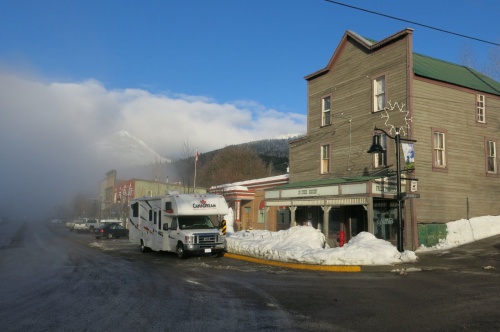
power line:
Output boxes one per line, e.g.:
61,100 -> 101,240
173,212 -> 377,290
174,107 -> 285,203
324,0 -> 500,47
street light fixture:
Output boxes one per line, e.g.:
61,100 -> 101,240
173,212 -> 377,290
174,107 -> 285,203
367,126 -> 416,252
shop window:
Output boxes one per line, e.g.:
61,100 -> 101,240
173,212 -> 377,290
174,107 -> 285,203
373,200 -> 399,241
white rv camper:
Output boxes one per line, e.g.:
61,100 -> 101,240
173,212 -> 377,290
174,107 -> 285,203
128,193 -> 229,258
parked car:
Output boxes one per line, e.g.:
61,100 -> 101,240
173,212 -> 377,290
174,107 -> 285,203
73,218 -> 99,233
100,219 -> 122,224
94,223 -> 129,239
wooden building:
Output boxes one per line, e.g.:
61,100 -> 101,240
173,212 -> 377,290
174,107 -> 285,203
265,29 -> 500,249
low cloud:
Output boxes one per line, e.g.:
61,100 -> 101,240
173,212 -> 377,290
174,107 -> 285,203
0,73 -> 305,219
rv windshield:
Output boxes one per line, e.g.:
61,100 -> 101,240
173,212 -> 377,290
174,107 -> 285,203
178,216 -> 215,230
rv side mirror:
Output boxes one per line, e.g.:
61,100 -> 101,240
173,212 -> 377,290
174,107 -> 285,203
163,224 -> 169,231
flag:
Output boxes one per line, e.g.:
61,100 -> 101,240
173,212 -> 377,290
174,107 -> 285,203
195,148 -> 198,165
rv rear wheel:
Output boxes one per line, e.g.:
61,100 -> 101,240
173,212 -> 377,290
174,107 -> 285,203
176,243 -> 186,259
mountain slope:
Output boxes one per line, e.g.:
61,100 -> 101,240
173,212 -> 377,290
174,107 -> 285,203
93,130 -> 170,167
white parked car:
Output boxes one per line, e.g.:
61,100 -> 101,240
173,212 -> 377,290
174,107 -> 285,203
72,218 -> 99,233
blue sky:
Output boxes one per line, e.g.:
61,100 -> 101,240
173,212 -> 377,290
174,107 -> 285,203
1,0 -> 498,117
0,0 -> 498,217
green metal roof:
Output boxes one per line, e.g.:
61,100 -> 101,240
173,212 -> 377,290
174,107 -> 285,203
268,175 -> 381,190
413,53 -> 500,96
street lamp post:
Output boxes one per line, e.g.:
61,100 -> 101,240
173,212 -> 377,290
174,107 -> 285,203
367,127 -> 416,252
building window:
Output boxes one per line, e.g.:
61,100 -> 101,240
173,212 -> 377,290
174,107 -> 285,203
374,133 -> 387,168
477,94 -> 485,123
486,138 -> 497,174
277,209 -> 290,224
373,76 -> 386,112
432,129 -> 447,170
321,145 -> 330,174
258,210 -> 265,224
322,95 -> 331,126
373,200 -> 398,241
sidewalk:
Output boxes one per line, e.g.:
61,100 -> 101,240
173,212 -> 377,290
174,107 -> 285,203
225,234 -> 500,273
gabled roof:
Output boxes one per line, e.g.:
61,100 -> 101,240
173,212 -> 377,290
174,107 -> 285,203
305,29 -> 413,81
413,53 -> 500,96
306,29 -> 500,96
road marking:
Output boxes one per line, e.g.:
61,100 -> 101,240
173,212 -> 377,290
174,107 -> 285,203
224,253 -> 361,272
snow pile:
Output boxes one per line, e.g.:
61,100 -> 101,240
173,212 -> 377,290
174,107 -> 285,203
226,215 -> 500,266
227,226 -> 417,266
417,215 -> 500,251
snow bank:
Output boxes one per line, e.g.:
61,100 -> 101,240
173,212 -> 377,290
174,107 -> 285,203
227,226 -> 417,266
417,215 -> 500,251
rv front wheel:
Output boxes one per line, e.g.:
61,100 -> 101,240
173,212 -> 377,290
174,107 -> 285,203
140,240 -> 149,253
176,243 -> 186,259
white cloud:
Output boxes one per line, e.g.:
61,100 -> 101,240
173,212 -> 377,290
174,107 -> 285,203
0,73 -> 306,219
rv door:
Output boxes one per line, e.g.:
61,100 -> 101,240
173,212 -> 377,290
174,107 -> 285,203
166,217 -> 179,252
152,209 -> 162,250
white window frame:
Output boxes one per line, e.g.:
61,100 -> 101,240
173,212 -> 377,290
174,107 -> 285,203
322,95 -> 331,126
373,133 -> 387,168
373,76 -> 386,112
321,145 -> 330,174
486,139 -> 497,174
477,94 -> 485,123
433,130 -> 447,169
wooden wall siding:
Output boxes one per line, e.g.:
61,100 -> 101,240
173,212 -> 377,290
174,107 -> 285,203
291,35 -> 410,183
412,79 -> 500,223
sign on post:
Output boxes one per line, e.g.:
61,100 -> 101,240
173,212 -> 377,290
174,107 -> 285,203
400,193 -> 420,200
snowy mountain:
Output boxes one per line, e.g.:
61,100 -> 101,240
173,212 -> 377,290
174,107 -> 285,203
93,130 -> 170,167
274,133 -> 304,140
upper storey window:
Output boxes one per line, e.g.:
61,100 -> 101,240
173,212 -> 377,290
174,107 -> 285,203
373,76 -> 386,112
477,94 -> 485,123
486,139 -> 497,174
322,95 -> 331,126
432,129 -> 447,171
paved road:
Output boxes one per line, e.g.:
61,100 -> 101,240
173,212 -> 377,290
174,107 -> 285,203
1,220 -> 499,331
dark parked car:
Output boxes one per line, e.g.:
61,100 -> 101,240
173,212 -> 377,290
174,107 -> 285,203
94,223 -> 129,239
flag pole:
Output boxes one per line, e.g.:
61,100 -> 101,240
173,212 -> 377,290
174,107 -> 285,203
193,147 -> 198,193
